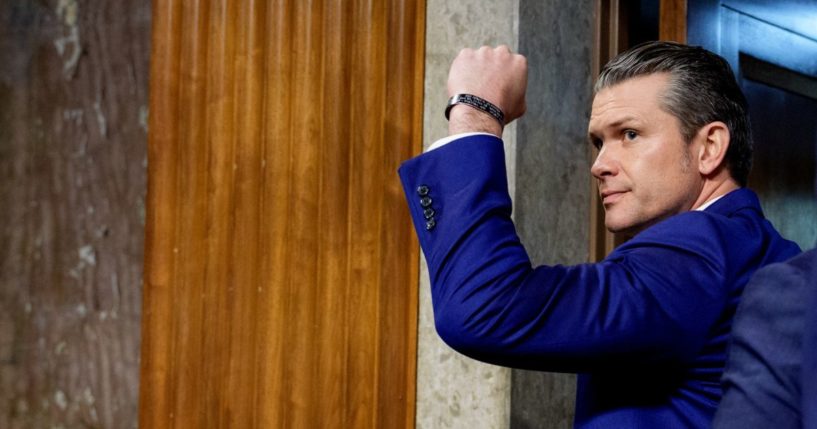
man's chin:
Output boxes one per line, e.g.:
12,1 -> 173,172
605,220 -> 644,238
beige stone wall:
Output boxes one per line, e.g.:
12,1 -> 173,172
416,1 -> 519,428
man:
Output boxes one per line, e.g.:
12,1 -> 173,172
714,247 -> 817,428
398,41 -> 801,428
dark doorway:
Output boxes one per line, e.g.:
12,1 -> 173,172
690,0 -> 817,249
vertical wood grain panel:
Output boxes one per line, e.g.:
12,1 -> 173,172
380,1 -> 423,426
255,0 -> 293,426
314,2 -> 353,427
139,0 -> 424,427
139,0 -> 180,424
347,1 -> 383,425
200,1 -> 236,427
171,1 -> 210,425
660,0 -> 687,43
285,0 -> 323,426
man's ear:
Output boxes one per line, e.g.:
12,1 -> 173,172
696,121 -> 730,176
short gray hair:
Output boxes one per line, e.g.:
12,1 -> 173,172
596,41 -> 752,186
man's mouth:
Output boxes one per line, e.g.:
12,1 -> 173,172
600,190 -> 627,205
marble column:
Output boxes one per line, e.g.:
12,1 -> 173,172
417,1 -> 519,428
417,1 -> 598,427
511,0 -> 596,427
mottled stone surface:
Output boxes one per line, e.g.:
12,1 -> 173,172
417,1 -> 519,428
0,1 -> 149,427
511,0 -> 597,428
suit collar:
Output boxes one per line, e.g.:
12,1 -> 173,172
702,188 -> 762,217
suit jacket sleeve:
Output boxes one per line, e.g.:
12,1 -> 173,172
399,135 -> 732,373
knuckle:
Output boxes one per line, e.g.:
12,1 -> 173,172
458,47 -> 472,56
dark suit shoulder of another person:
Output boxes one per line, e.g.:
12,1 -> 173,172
714,247 -> 817,428
800,248 -> 817,429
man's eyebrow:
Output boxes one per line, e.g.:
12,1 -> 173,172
588,116 -> 641,133
604,116 -> 642,129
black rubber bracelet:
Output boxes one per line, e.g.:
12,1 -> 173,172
445,93 -> 505,127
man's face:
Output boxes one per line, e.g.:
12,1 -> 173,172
588,73 -> 703,235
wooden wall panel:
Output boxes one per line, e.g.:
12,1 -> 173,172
139,1 -> 424,427
660,0 -> 687,43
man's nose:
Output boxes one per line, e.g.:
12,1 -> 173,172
590,146 -> 618,179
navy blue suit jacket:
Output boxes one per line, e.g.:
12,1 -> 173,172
714,247 -> 817,428
398,135 -> 801,429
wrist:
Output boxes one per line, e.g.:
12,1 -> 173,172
445,94 -> 505,125
447,105 -> 503,137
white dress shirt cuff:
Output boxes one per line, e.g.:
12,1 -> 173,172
426,132 -> 498,152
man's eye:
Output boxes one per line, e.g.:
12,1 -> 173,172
591,138 -> 602,149
624,130 -> 638,140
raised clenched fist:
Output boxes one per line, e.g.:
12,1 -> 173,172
447,45 -> 528,136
